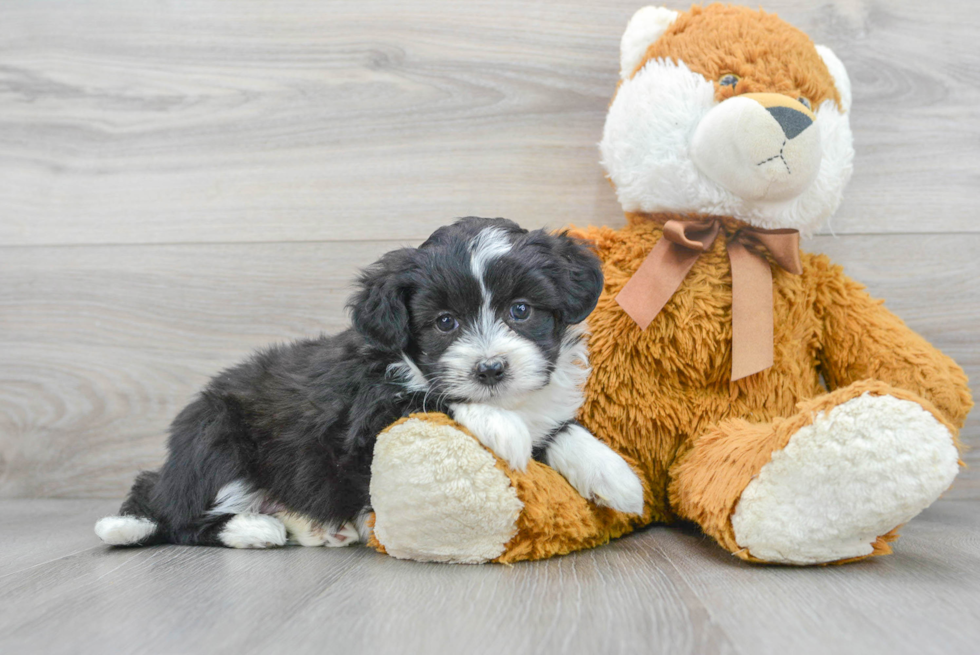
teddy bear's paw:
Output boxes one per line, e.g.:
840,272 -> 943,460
371,417 -> 524,563
731,393 -> 959,564
545,424 -> 646,515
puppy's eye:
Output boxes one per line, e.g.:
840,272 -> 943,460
719,74 -> 739,87
434,314 -> 458,333
509,302 -> 531,321
798,97 -> 812,110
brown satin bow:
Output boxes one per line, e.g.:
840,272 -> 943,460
615,217 -> 803,381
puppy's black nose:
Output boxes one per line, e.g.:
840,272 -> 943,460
475,359 -> 507,386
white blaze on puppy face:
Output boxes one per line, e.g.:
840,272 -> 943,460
438,227 -> 551,404
468,227 -> 512,295
600,50 -> 854,235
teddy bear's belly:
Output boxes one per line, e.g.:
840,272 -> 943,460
577,228 -> 824,520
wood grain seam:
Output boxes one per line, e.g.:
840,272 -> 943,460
0,545 -> 103,583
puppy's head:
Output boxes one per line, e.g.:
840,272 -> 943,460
349,217 -> 603,404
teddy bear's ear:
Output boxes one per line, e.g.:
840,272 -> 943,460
620,6 -> 679,81
815,45 -> 852,112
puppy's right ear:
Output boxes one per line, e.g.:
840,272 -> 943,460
550,232 -> 604,325
348,248 -> 418,352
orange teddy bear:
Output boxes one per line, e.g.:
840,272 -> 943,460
366,4 -> 973,565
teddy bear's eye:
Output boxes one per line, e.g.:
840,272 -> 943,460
798,97 -> 812,110
719,74 -> 739,87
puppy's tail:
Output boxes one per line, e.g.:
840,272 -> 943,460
94,470 -> 163,547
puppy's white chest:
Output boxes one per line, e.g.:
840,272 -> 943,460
449,379 -> 579,473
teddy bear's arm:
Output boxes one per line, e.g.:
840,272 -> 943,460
369,413 -> 648,563
811,254 -> 973,430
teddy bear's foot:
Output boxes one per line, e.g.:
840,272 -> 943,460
370,415 -> 524,563
730,393 -> 959,564
370,413 -> 648,563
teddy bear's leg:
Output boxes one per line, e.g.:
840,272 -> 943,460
668,380 -> 961,565
814,260 -> 973,428
369,413 -> 648,563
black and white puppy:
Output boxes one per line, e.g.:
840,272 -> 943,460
95,217 -> 644,550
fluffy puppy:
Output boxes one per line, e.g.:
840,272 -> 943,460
95,217 -> 645,550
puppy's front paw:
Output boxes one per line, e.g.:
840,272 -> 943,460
545,425 -> 645,515
588,457 -> 646,516
450,403 -> 533,471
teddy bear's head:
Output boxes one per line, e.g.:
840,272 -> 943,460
600,4 -> 854,235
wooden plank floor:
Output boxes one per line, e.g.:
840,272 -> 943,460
1,1 -> 978,653
1,498 -> 978,655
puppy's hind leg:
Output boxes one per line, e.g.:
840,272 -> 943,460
217,513 -> 288,549
159,480 -> 287,548
275,511 -> 365,547
95,470 -> 163,546
95,515 -> 160,546
200,480 -> 286,548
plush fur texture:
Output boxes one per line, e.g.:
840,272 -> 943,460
407,223 -> 970,563
601,11 -> 855,234
370,415 -> 525,563
96,217 -> 641,547
367,4 -> 973,565
368,412 -> 650,564
619,5 -> 679,81
669,379 -> 963,564
731,393 -> 960,564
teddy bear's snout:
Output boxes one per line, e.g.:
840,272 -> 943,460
690,93 -> 822,203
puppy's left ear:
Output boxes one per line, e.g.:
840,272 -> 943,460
348,248 -> 419,352
551,232 -> 604,325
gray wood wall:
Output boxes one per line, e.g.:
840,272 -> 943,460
1,0 -> 977,499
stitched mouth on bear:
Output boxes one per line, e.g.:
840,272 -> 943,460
757,140 -> 791,174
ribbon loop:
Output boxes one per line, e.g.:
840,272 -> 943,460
615,217 -> 802,381
737,227 -> 803,275
662,218 -> 721,251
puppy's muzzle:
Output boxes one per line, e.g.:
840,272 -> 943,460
474,358 -> 507,387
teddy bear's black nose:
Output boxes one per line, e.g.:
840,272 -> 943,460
767,106 -> 813,140
475,359 -> 507,386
